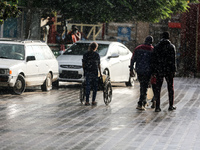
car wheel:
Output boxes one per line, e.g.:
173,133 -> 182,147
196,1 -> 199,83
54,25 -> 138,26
41,73 -> 52,91
103,82 -> 112,105
80,82 -> 85,104
132,70 -> 138,81
13,74 -> 26,95
103,69 -> 110,77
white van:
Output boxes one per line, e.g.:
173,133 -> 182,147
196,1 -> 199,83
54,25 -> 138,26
0,40 -> 59,95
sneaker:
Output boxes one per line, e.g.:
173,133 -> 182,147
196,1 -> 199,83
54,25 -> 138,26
168,106 -> 176,111
155,107 -> 161,112
143,102 -> 149,108
92,101 -> 97,106
136,105 -> 145,110
85,102 -> 90,106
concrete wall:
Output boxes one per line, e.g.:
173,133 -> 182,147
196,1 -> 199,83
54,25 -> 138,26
105,22 -> 136,51
136,22 -> 150,45
105,21 -> 150,51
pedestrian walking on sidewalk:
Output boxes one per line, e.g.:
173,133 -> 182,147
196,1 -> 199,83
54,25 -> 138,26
130,36 -> 154,110
152,31 -> 176,112
82,42 -> 102,106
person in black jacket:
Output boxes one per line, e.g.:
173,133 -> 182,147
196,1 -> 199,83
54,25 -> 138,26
82,42 -> 102,106
152,31 -> 176,112
130,36 -> 154,110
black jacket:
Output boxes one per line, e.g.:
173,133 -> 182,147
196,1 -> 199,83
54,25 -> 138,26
130,44 -> 153,75
152,39 -> 176,74
82,51 -> 100,76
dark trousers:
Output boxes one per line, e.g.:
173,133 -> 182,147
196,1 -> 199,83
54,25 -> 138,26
85,73 -> 98,103
137,74 -> 151,106
155,73 -> 174,108
151,84 -> 156,102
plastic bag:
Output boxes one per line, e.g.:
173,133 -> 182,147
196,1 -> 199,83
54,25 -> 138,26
147,87 -> 154,100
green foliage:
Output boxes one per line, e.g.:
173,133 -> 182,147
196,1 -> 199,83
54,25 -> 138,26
1,0 -> 199,25
43,0 -> 198,23
0,0 -> 20,24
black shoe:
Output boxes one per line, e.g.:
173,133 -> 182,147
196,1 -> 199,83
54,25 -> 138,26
168,106 -> 176,111
151,101 -> 156,109
92,101 -> 97,106
155,108 -> 161,112
85,102 -> 90,106
136,105 -> 146,110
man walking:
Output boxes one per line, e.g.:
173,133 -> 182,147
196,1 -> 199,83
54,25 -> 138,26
152,31 -> 176,112
130,36 -> 154,110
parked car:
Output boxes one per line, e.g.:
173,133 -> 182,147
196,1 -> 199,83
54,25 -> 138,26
0,39 -> 59,95
56,40 -> 134,86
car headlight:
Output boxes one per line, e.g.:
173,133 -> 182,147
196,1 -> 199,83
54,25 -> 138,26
0,69 -> 10,75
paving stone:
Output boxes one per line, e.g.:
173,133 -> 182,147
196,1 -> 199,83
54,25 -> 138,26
0,78 -> 200,149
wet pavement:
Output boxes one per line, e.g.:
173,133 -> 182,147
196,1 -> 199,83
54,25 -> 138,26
0,77 -> 200,150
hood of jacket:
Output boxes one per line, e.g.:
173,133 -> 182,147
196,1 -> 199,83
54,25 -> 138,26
158,39 -> 171,46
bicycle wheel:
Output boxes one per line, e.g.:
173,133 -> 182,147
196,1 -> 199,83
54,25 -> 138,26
80,83 -> 85,103
103,82 -> 112,105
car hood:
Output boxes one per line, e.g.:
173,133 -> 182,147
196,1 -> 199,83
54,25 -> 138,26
57,54 -> 105,65
57,55 -> 83,65
0,59 -> 23,68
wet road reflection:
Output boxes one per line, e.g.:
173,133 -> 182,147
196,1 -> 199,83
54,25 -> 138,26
0,78 -> 200,149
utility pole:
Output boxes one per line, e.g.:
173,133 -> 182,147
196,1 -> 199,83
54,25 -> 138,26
195,4 -> 199,76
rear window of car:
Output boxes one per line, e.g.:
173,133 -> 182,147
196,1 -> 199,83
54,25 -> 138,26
63,43 -> 109,56
0,44 -> 25,60
26,45 -> 55,60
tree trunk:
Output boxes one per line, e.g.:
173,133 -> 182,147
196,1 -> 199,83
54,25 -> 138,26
24,1 -> 33,39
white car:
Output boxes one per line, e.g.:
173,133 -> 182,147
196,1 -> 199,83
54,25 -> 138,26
56,40 -> 134,86
0,40 -> 59,94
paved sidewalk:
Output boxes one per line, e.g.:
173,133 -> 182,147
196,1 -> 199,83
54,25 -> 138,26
0,77 -> 200,150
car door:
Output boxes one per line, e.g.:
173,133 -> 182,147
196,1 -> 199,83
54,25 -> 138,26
107,44 -> 122,81
25,45 -> 40,86
118,45 -> 131,81
41,45 -> 59,81
32,45 -> 49,84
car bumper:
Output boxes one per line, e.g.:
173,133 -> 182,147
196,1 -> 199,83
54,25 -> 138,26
0,75 -> 17,87
58,78 -> 84,82
58,69 -> 84,82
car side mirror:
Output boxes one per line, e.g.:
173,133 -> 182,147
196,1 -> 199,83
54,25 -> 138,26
108,53 -> 119,59
27,56 -> 36,62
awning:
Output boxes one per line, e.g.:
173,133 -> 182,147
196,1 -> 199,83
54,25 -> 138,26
168,22 -> 181,28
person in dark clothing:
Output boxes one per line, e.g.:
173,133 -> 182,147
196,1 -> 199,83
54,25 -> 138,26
152,31 -> 176,112
130,36 -> 154,110
150,75 -> 156,108
82,42 -> 102,106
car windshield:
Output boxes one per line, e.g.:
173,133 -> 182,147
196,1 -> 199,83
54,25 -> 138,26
0,44 -> 25,60
63,43 -> 109,56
